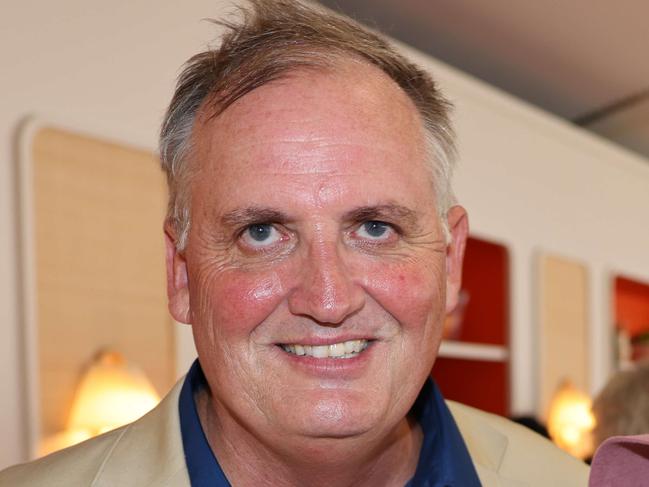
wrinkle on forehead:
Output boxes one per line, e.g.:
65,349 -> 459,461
192,61 -> 428,171
189,60 -> 438,222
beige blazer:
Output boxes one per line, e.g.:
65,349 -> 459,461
0,380 -> 589,486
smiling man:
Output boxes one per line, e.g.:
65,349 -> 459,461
1,1 -> 589,486
169,59 -> 465,486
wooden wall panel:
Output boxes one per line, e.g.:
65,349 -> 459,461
538,254 -> 589,420
31,127 -> 174,438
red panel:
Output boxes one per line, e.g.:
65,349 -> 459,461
615,276 -> 649,337
434,237 -> 510,416
432,357 -> 509,416
456,237 -> 509,346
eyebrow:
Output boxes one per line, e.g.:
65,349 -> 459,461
220,203 -> 420,229
221,206 -> 291,227
343,204 -> 420,230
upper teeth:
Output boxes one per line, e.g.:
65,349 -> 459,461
282,339 -> 369,359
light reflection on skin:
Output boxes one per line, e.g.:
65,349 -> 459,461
250,273 -> 284,301
165,61 -> 468,486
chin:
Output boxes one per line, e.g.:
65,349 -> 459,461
282,390 -> 388,440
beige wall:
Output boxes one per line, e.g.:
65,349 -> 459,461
2,0 -> 649,469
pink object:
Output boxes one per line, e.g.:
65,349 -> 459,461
589,434 -> 649,487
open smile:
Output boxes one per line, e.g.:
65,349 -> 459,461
280,339 -> 371,359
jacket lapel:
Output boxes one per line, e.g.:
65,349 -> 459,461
93,379 -> 190,486
448,401 -> 527,486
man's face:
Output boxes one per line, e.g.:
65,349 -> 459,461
167,62 -> 467,447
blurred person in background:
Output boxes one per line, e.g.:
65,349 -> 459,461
591,360 -> 649,450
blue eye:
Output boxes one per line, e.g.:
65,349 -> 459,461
357,221 -> 392,240
241,223 -> 283,248
248,224 -> 273,242
363,221 -> 388,237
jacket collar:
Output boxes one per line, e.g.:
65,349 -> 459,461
447,400 -> 526,487
92,379 -> 190,486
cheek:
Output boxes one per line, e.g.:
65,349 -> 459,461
194,268 -> 287,337
362,258 -> 446,330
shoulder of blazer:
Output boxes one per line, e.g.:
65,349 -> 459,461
447,400 -> 590,487
0,379 -> 189,487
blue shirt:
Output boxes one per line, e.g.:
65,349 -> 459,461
179,360 -> 481,486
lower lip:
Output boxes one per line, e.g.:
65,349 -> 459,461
277,343 -> 376,379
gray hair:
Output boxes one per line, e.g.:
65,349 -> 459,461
591,361 -> 649,450
160,0 -> 456,250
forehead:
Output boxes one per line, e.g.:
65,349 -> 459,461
191,62 -> 436,212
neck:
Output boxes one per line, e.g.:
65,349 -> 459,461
196,389 -> 423,487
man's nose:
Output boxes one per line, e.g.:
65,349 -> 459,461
287,241 -> 365,325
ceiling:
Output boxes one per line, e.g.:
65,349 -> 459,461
318,0 -> 649,161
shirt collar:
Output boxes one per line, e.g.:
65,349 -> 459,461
179,359 -> 480,487
178,361 -> 230,486
405,379 -> 481,487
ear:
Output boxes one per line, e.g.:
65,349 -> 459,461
164,221 -> 191,324
445,205 -> 469,314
